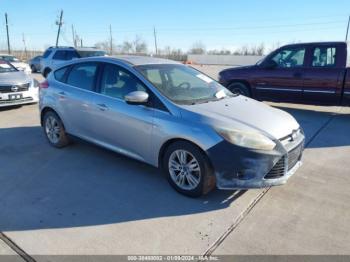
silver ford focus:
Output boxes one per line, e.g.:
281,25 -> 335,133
39,56 -> 304,197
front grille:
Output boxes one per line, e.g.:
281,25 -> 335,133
265,144 -> 303,180
0,97 -> 33,104
265,157 -> 285,179
288,144 -> 303,171
0,83 -> 30,93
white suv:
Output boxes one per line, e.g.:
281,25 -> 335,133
40,46 -> 107,77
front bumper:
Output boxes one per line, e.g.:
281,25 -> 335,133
207,131 -> 305,190
0,88 -> 39,107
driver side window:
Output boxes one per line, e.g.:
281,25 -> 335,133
99,64 -> 146,100
272,47 -> 306,68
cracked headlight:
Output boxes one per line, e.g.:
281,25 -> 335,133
215,127 -> 276,151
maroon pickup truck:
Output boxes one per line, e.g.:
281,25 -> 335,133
218,42 -> 350,106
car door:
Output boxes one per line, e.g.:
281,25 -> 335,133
57,62 -> 99,140
91,63 -> 155,162
302,45 -> 344,105
253,46 -> 306,102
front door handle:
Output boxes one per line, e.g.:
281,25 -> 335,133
96,103 -> 108,111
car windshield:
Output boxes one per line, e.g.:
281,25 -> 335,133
77,50 -> 107,58
2,55 -> 19,62
0,60 -> 18,73
135,64 -> 234,105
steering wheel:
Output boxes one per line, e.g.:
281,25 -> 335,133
177,82 -> 191,90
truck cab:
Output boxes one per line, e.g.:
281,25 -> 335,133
219,42 -> 350,106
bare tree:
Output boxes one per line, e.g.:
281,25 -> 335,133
121,35 -> 148,54
189,41 -> 206,54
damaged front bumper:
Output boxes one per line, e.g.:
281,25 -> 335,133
207,131 -> 305,190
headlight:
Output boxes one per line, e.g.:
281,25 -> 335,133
32,79 -> 39,88
214,127 -> 276,151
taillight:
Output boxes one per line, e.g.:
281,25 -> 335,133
39,80 -> 49,89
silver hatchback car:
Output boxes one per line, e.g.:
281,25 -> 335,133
39,56 -> 304,197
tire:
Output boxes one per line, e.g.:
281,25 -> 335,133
162,141 -> 216,198
30,65 -> 36,73
228,82 -> 251,97
43,111 -> 70,148
43,68 -> 51,78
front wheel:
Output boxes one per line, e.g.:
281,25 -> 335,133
163,141 -> 215,198
228,82 -> 251,97
43,111 -> 70,148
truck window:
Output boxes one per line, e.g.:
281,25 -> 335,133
271,47 -> 305,68
312,47 -> 336,67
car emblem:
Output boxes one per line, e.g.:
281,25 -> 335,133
11,86 -> 19,92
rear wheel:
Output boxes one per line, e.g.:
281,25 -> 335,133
163,141 -> 215,197
30,65 -> 36,73
228,82 -> 251,97
43,111 -> 70,148
43,68 -> 51,78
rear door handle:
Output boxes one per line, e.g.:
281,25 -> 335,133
96,103 -> 108,111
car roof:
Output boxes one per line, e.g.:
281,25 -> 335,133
110,55 -> 181,66
281,41 -> 347,48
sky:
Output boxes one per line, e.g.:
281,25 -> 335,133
1,0 -> 350,53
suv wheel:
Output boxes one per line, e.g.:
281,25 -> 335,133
43,68 -> 52,78
228,82 -> 251,97
43,111 -> 70,148
30,65 -> 36,73
163,141 -> 215,197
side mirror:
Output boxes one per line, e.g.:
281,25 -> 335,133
125,91 -> 149,105
262,60 -> 278,69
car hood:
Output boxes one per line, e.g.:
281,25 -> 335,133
0,71 -> 32,85
11,62 -> 30,69
180,96 -> 300,140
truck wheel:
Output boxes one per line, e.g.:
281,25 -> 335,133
43,111 -> 70,148
228,82 -> 251,97
163,141 -> 216,198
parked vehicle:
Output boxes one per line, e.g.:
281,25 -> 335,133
0,59 -> 39,107
29,55 -> 42,73
219,42 -> 350,106
40,46 -> 107,78
0,54 -> 31,74
39,56 -> 304,197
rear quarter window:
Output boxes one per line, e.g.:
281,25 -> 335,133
43,50 -> 52,58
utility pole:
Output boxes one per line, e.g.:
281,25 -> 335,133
346,15 -> 350,42
22,33 -> 28,59
153,26 -> 158,55
109,24 -> 113,55
5,13 -> 11,54
55,10 -> 64,47
81,39 -> 83,47
72,24 -> 76,47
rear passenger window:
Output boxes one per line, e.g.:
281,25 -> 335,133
54,67 -> 69,82
312,47 -> 336,67
66,63 -> 98,91
53,51 -> 66,60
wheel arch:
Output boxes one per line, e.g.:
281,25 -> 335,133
158,138 -> 214,171
227,79 -> 254,96
40,107 -> 63,127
